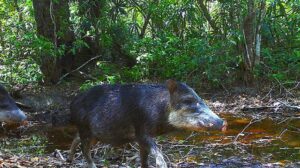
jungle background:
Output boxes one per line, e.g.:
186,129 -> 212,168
0,0 -> 299,167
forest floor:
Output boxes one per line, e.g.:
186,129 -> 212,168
0,83 -> 300,168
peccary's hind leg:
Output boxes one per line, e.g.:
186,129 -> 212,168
67,133 -> 80,162
81,137 -> 96,168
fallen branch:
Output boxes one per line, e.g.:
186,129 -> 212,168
279,101 -> 300,110
242,102 -> 300,112
274,78 -> 295,97
242,106 -> 277,111
54,149 -> 65,161
78,71 -> 98,81
57,55 -> 102,84
233,116 -> 266,142
15,102 -> 33,111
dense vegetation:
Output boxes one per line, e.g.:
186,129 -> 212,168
0,0 -> 299,89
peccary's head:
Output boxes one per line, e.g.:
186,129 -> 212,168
166,80 -> 226,131
0,85 -> 26,123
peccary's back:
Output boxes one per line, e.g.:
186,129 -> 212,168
70,84 -> 171,142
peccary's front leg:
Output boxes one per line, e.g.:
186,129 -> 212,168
137,135 -> 167,168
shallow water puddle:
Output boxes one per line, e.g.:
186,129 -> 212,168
44,113 -> 300,163
169,113 -> 300,164
45,126 -> 76,152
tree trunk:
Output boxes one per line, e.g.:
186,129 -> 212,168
32,0 -> 75,84
197,0 -> 220,34
14,0 -> 23,23
255,0 -> 266,65
242,0 -> 255,84
140,12 -> 151,38
242,0 -> 266,85
243,0 -> 255,70
0,22 -> 4,50
139,0 -> 158,39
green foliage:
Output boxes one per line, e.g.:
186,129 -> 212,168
125,34 -> 240,87
80,62 -> 123,90
0,57 -> 42,85
0,0 -> 41,85
96,62 -> 122,84
0,134 -> 47,155
80,80 -> 98,91
0,0 -> 299,88
257,48 -> 300,83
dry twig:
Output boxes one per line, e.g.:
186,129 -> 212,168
57,55 -> 102,84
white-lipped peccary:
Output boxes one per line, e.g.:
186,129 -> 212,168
68,80 -> 226,168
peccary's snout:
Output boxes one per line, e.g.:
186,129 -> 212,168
210,118 -> 227,132
199,107 -> 227,131
5,109 -> 27,123
13,109 -> 27,122
0,85 -> 27,123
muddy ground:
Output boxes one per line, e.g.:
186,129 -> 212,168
0,83 -> 299,168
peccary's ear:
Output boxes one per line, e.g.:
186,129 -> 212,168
166,79 -> 177,94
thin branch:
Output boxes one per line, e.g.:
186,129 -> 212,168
49,0 -> 57,47
274,77 -> 295,97
242,106 -> 277,111
57,55 -> 102,84
287,81 -> 300,94
128,0 -> 146,16
261,84 -> 275,100
233,117 -> 265,142
242,102 -> 300,111
139,12 -> 151,38
197,0 -> 220,34
54,149 -> 65,161
243,29 -> 252,70
279,101 -> 300,110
